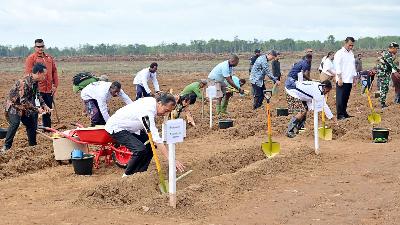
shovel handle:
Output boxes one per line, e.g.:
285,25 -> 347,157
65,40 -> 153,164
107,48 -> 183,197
142,116 -> 151,132
365,88 -> 374,111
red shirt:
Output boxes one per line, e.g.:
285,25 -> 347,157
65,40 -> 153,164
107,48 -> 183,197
25,52 -> 59,93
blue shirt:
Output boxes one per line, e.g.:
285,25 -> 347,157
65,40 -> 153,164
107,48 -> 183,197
250,55 -> 277,87
285,59 -> 311,89
208,60 -> 233,82
225,75 -> 241,88
287,59 -> 311,80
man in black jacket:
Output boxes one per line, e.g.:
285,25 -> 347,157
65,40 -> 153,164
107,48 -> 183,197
249,49 -> 261,74
271,52 -> 282,81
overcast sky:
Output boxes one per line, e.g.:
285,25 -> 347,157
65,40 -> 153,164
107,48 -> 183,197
0,0 -> 399,48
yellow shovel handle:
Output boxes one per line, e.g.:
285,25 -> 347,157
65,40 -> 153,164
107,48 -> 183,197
147,132 -> 163,174
365,88 -> 374,111
266,103 -> 272,142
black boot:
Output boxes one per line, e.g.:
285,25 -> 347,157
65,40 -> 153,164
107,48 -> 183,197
297,117 -> 306,133
287,117 -> 299,138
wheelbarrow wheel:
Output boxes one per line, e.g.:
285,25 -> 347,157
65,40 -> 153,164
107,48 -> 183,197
112,146 -> 131,168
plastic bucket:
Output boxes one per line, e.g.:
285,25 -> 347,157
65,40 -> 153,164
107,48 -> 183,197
71,149 -> 84,159
218,119 -> 233,129
276,108 -> 289,116
372,128 -> 389,143
72,154 -> 94,175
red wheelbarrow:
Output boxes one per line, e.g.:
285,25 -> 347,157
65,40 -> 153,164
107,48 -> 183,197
39,123 -> 132,169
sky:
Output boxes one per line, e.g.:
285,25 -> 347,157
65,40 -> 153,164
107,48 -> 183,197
0,0 -> 399,48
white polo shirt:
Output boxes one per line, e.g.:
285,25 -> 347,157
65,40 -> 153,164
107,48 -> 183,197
81,81 -> 133,121
133,68 -> 160,94
333,47 -> 357,84
104,97 -> 162,144
322,58 -> 335,76
285,81 -> 333,119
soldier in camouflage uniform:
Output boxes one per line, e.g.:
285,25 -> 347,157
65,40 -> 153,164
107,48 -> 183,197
377,42 -> 399,108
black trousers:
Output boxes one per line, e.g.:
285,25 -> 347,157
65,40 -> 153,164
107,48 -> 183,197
40,93 -> 53,128
336,83 -> 352,118
252,83 -> 266,110
4,112 -> 38,149
110,130 -> 153,175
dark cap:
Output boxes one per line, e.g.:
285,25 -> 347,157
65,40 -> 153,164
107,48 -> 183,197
268,50 -> 278,57
254,49 -> 261,53
389,42 -> 399,48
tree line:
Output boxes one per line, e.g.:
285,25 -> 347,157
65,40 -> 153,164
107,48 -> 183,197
0,35 -> 399,57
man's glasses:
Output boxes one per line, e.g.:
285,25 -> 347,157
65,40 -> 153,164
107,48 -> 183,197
35,45 -> 45,48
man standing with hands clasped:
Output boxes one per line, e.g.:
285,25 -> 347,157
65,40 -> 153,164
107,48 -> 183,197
334,37 -> 357,120
25,39 -> 58,128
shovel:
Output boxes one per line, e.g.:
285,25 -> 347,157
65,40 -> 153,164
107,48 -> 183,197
318,96 -> 332,140
363,80 -> 381,124
142,116 -> 168,194
261,90 -> 280,158
161,170 -> 193,193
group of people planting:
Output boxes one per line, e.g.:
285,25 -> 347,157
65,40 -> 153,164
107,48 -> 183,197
1,37 -> 399,177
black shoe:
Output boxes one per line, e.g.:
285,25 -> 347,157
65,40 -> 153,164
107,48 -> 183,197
344,114 -> 354,118
381,103 -> 388,109
337,116 -> 346,120
287,131 -> 296,138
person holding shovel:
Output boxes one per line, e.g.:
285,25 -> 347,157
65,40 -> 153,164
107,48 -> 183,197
104,93 -> 185,176
25,39 -> 58,129
377,42 -> 400,108
285,79 -> 335,138
207,54 -> 243,116
250,50 -> 280,110
81,81 -> 133,126
1,63 -> 51,153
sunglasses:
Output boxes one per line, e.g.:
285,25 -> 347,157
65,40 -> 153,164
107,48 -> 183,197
35,45 -> 45,48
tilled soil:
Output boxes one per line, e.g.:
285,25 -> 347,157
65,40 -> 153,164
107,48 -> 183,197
0,64 -> 399,225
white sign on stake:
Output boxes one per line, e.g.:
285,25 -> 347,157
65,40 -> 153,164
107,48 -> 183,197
206,86 -> 217,99
165,119 -> 185,144
313,100 -> 320,154
206,86 -> 216,129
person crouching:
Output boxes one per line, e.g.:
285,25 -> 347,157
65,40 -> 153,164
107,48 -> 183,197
285,80 -> 335,138
104,93 -> 185,177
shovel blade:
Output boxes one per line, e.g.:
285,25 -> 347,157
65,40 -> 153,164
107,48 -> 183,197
261,142 -> 280,158
368,113 -> 381,124
318,127 -> 333,140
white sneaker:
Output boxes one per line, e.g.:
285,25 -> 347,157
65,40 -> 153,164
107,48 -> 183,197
122,173 -> 129,178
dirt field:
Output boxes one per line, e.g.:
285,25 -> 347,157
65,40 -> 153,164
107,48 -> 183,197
0,56 -> 399,225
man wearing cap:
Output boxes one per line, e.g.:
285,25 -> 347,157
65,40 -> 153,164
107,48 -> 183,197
249,49 -> 261,74
250,50 -> 280,109
25,39 -> 58,128
377,42 -> 400,108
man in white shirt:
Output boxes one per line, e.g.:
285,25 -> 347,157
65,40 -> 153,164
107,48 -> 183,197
320,51 -> 336,82
334,37 -> 357,120
133,62 -> 160,100
105,93 -> 185,176
285,80 -> 335,138
81,81 -> 133,126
